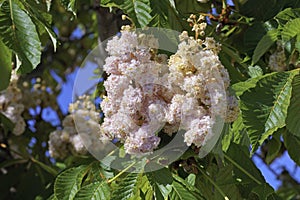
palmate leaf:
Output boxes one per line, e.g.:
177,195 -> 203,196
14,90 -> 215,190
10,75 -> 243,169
0,0 -> 41,73
54,165 -> 88,200
0,39 -> 11,91
74,181 -> 110,200
240,71 -> 297,153
286,71 -> 300,136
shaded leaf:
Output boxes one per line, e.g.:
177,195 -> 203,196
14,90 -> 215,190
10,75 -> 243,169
226,144 -> 265,185
251,183 -> 275,200
286,72 -> 300,136
252,29 -> 278,65
265,131 -> 282,164
283,130 -> 300,165
60,0 -> 77,15
146,167 -> 173,200
169,181 -> 198,200
0,39 -> 11,91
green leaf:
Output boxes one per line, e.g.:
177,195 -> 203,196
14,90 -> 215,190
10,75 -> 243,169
47,194 -> 58,200
286,72 -> 300,136
251,183 -> 275,200
20,0 -> 57,51
0,0 -> 41,73
54,165 -> 88,200
240,71 -> 297,152
139,175 -> 154,200
283,130 -> 300,165
60,0 -> 77,15
223,114 -> 250,152
248,65 -> 263,78
31,157 -> 58,176
102,0 -> 152,28
282,18 -> 300,42
0,39 -> 11,91
169,181 -> 198,200
252,29 -> 278,65
265,131 -> 282,164
74,181 -> 110,200
275,8 -> 300,22
111,172 -> 142,200
226,144 -> 265,185
146,167 -> 173,200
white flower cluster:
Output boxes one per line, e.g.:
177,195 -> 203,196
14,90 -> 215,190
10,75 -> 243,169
100,29 -> 239,155
269,41 -> 287,72
0,71 -> 26,135
48,95 -> 101,159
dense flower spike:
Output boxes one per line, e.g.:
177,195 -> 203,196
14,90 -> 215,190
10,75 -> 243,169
100,29 -> 239,155
0,71 -> 25,135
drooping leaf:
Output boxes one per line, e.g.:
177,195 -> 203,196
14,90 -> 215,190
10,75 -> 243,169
74,181 -> 110,200
19,0 -> 57,51
252,29 -> 278,65
54,165 -> 88,200
0,39 -> 11,91
286,72 -> 300,137
283,130 -> 300,165
0,0 -> 41,73
240,71 -> 297,152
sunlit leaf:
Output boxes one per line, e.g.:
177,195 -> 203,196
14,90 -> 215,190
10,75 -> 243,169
240,71 -> 297,152
54,165 -> 88,200
74,181 -> 110,200
0,0 -> 41,73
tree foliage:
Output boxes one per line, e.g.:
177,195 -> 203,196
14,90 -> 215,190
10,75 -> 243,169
1,0 -> 300,200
